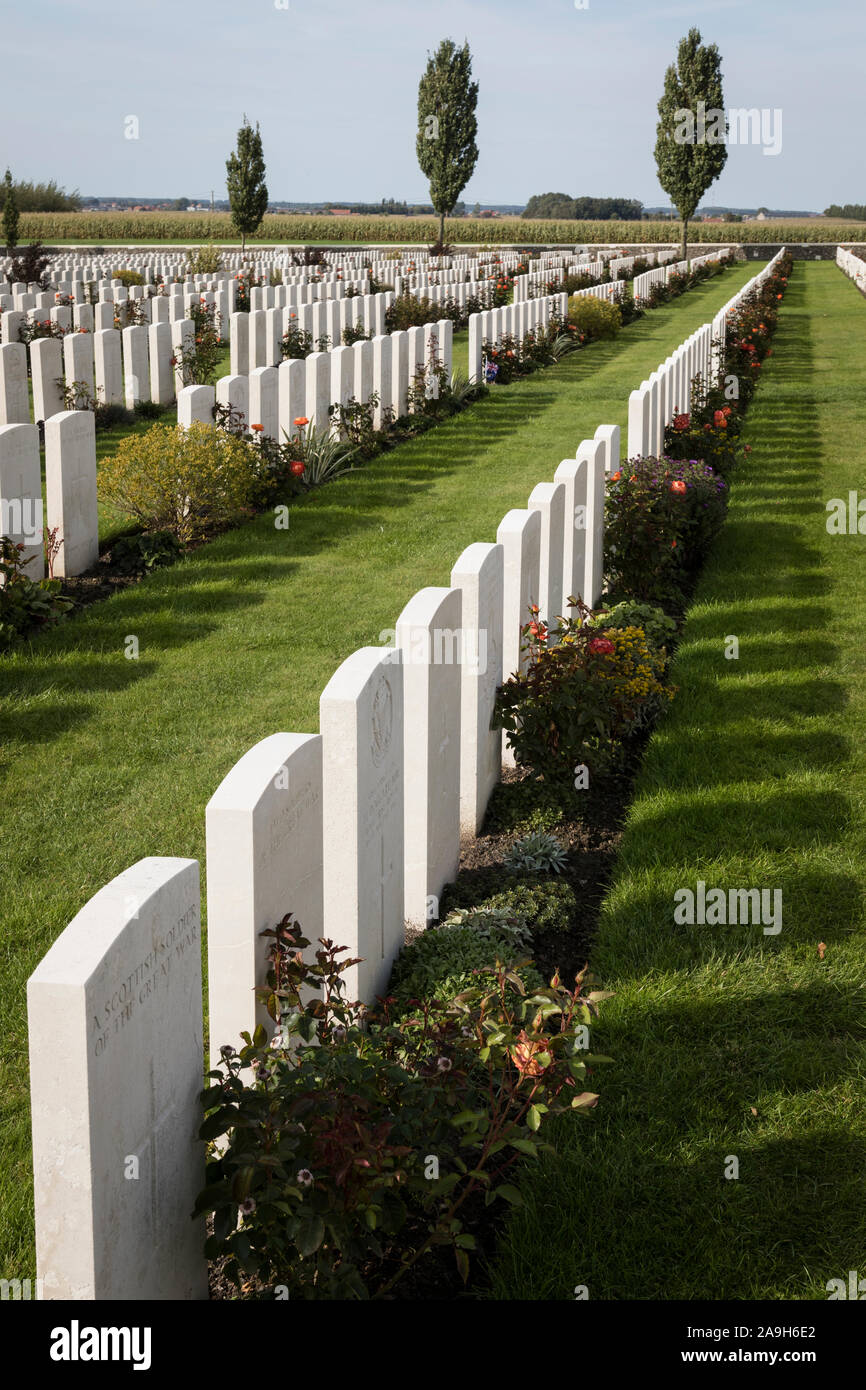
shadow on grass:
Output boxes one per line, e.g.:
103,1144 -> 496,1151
489,264 -> 866,1301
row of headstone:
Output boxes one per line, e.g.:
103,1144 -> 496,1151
627,248 -> 788,457
0,319 -> 195,425
632,249 -> 729,305
231,292 -> 396,375
27,251 -> 784,1301
23,402 -> 619,1300
468,291 -> 569,383
185,319 -> 454,439
836,245 -> 866,291
710,246 -> 788,372
627,324 -> 714,457
0,412 -> 98,577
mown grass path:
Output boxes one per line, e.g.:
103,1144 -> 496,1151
488,263 -> 866,1301
0,265 -> 757,1275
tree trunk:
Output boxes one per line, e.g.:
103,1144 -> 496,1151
438,210 -> 445,250
681,218 -> 688,262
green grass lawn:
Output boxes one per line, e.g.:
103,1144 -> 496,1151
486,262 -> 866,1301
0,264 -> 758,1280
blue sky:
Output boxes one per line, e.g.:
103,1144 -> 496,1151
3,0 -> 863,209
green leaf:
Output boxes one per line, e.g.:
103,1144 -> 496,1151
455,1247 -> 471,1284
527,1105 -> 542,1132
509,1138 -> 539,1157
295,1212 -> 325,1258
493,1184 -> 524,1206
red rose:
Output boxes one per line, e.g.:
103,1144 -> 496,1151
290,460 -> 305,476
671,479 -> 687,494
588,636 -> 615,655
673,413 -> 690,431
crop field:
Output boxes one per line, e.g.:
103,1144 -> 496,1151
19,211 -> 866,247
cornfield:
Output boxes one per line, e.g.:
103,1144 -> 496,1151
17,212 -> 866,246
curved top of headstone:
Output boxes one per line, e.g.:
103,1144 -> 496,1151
27,857 -> 198,988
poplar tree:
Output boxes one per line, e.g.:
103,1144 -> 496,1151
416,39 -> 479,251
226,118 -> 268,253
654,29 -> 727,258
3,170 -> 19,253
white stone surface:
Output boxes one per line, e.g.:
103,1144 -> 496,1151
30,338 -> 65,424
450,542 -> 503,835
528,480 -> 566,626
396,587 -> 462,926
320,646 -> 404,1004
0,342 -> 30,424
0,422 -> 44,578
206,732 -> 323,1071
27,857 -> 207,1301
44,409 -> 98,577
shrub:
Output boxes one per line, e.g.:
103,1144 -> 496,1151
440,870 -> 578,934
196,914 -> 608,1299
388,910 -> 542,1013
484,779 -> 571,834
97,422 -> 263,544
385,292 -> 441,332
112,268 -> 144,286
494,599 -> 675,786
588,600 -> 677,659
0,536 -> 73,648
604,456 -> 728,605
107,530 -> 182,575
504,832 -> 569,876
186,242 -> 223,275
567,295 -> 621,340
172,300 -> 222,386
9,240 -> 52,288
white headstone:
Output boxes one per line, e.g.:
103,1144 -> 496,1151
0,422 -> 44,578
249,365 -> 279,439
44,409 -> 99,577
395,587 -> 462,926
594,422 -> 620,476
371,334 -> 392,429
528,480 -> 565,626
577,437 -> 606,607
320,647 -> 405,1004
63,332 -> 94,400
496,508 -> 541,767
177,384 -> 215,426
450,542 -> 503,835
278,357 -> 306,442
27,857 -> 207,1300
216,373 -> 249,431
30,338 -> 65,424
122,324 -> 150,408
170,318 -> 194,397
148,321 -> 174,405
554,456 -> 588,618
230,311 -> 249,378
206,732 -> 323,1071
305,351 -> 331,433
93,329 -> 123,407
0,342 -> 30,424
